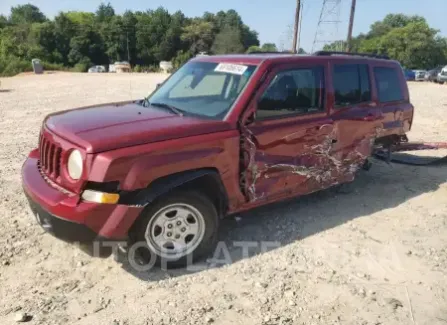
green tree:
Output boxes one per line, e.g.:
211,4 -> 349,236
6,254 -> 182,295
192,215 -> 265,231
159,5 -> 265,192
28,22 -> 57,61
211,26 -> 245,54
68,27 -> 106,65
247,45 -> 262,53
0,4 -> 262,76
96,2 -> 115,22
367,14 -> 425,39
53,13 -> 77,65
135,8 -> 173,63
121,10 -> 137,63
65,11 -> 95,25
10,4 -> 46,25
181,20 -> 214,55
0,15 -> 8,28
320,14 -> 447,69
241,25 -> 259,49
378,21 -> 446,69
261,43 -> 278,52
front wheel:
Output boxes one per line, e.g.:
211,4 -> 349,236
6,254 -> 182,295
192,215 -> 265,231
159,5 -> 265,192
129,191 -> 219,269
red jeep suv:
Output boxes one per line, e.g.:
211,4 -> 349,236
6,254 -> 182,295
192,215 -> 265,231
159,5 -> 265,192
22,51 -> 414,267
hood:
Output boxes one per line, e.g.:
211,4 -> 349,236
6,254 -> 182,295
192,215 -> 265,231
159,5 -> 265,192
45,101 -> 232,153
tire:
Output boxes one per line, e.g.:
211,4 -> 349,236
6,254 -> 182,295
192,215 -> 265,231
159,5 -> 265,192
129,191 -> 219,269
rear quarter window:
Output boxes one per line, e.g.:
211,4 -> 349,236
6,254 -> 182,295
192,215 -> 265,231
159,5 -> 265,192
374,67 -> 404,102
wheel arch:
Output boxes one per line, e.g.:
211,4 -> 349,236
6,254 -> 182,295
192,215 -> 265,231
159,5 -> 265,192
119,168 -> 230,218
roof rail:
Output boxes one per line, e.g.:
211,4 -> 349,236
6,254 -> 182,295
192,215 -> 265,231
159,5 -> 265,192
247,51 -> 293,55
313,51 -> 390,60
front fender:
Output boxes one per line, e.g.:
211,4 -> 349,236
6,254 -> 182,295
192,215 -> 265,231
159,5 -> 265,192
118,169 -> 220,207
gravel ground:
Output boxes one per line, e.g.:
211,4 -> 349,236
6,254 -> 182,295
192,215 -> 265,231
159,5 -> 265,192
0,73 -> 446,325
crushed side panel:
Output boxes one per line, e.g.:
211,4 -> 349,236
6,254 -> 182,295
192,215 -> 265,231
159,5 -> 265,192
240,123 -> 384,202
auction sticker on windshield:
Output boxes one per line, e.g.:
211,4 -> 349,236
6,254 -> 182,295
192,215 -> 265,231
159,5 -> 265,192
215,63 -> 248,75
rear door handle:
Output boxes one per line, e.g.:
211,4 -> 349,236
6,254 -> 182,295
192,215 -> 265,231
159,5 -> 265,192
363,114 -> 383,121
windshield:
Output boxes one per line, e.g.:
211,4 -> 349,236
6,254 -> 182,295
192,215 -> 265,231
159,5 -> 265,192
147,61 -> 257,119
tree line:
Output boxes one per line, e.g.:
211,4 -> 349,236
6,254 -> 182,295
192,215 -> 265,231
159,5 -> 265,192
1,5 -> 446,77
324,14 -> 447,70
0,3 -> 265,76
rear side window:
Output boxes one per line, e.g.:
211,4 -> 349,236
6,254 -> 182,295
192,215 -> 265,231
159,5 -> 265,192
333,64 -> 371,107
374,67 -> 404,102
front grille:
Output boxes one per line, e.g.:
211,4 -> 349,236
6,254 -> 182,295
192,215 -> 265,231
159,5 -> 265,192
39,134 -> 63,179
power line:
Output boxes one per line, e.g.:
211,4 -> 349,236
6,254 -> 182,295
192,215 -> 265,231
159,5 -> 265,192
312,0 -> 343,53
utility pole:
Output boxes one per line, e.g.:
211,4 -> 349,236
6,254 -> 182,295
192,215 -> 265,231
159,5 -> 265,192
296,1 -> 304,53
126,31 -> 131,63
292,0 -> 301,53
346,0 -> 357,52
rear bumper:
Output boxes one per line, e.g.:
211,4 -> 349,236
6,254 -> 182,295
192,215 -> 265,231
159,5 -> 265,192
21,149 -> 144,255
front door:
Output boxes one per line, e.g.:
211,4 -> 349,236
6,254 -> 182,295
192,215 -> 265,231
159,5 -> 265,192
240,63 -> 339,203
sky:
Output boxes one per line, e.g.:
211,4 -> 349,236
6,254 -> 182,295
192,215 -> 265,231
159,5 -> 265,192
1,0 -> 445,52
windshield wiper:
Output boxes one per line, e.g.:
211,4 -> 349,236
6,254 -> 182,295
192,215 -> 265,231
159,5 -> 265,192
148,102 -> 184,116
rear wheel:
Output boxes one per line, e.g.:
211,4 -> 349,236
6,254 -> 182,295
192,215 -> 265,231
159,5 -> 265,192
129,191 -> 219,269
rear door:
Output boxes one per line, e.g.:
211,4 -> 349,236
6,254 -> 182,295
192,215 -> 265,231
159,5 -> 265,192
372,65 -> 413,135
329,61 -> 383,182
240,62 -> 337,203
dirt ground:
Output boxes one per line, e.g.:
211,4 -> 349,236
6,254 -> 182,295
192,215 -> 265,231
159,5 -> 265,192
0,74 -> 446,325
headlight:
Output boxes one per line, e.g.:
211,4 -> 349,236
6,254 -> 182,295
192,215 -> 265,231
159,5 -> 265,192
67,150 -> 83,180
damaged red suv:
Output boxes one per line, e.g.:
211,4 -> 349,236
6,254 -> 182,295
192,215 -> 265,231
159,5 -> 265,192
22,51 -> 414,267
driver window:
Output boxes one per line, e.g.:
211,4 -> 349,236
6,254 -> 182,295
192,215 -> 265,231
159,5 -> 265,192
257,66 -> 325,120
169,73 -> 226,98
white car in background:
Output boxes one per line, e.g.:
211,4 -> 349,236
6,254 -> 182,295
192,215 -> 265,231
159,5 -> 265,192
437,66 -> 447,84
88,65 -> 106,73
413,70 -> 427,81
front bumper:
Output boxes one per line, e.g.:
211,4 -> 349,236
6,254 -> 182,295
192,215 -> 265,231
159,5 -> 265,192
21,149 -> 143,256
25,191 -> 114,257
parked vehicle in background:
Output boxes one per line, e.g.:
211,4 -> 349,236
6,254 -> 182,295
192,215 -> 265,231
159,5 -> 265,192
113,62 -> 131,73
159,61 -> 173,73
437,66 -> 447,84
414,70 -> 426,81
403,69 -> 415,81
88,65 -> 106,73
425,67 -> 443,82
22,51 -> 415,268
